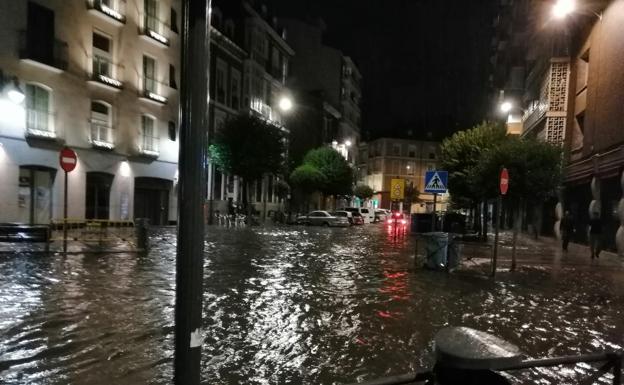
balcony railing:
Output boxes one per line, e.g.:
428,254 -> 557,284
87,0 -> 126,24
26,108 -> 56,139
250,98 -> 282,125
90,120 -> 114,149
19,31 -> 68,72
141,77 -> 168,104
90,56 -> 123,90
141,15 -> 170,46
139,133 -> 159,157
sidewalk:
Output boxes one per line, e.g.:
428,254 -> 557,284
458,231 -> 623,271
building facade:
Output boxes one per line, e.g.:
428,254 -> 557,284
280,18 -> 362,165
495,0 -> 624,253
207,1 -> 294,219
357,138 -> 447,213
0,0 -> 181,225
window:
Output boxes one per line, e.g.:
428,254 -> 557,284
168,121 -> 176,141
141,115 -> 158,153
26,84 -> 52,134
143,55 -> 156,93
407,162 -> 415,175
169,64 -> 177,89
26,2 -> 56,67
93,32 -> 112,77
393,144 -> 401,156
144,0 -> 158,31
215,60 -> 227,104
428,153 -> 436,160
576,112 -> 585,134
230,70 -> 241,109
577,49 -> 590,94
90,101 -> 113,147
170,7 -> 178,33
408,145 -> 416,158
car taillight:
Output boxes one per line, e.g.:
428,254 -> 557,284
400,219 -> 407,225
386,219 -> 392,224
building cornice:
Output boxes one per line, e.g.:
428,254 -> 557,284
242,2 -> 295,56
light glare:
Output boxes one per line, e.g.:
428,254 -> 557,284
278,97 -> 293,112
553,0 -> 575,19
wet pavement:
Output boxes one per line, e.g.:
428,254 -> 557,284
1,225 -> 624,384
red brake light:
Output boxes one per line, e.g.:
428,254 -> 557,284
400,219 -> 407,225
395,213 -> 401,218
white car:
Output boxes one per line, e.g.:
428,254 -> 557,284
343,207 -> 375,224
296,211 -> 350,227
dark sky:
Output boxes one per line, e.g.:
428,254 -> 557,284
267,0 -> 497,141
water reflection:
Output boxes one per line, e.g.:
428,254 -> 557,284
1,226 -> 623,384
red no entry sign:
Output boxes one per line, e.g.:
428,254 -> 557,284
500,168 -> 509,195
59,147 -> 77,173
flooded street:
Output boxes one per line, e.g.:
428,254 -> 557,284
1,225 -> 624,384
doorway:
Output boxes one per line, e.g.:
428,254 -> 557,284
86,172 -> 114,220
18,166 -> 57,224
134,177 -> 172,225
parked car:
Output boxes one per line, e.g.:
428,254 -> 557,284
332,210 -> 364,225
374,209 -> 390,223
386,212 -> 409,229
351,212 -> 365,225
296,211 -> 350,227
343,207 -> 375,224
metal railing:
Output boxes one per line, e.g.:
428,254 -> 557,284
139,133 -> 159,156
90,120 -> 114,149
91,56 -> 124,88
19,31 -> 68,71
26,108 -> 55,138
142,15 -> 170,45
348,352 -> 623,385
87,0 -> 126,23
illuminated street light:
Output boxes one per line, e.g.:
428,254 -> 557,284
500,101 -> 513,113
278,96 -> 293,112
345,140 -> 352,147
3,76 -> 24,104
553,0 -> 576,19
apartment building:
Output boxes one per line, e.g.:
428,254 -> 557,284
0,0 -> 181,225
280,18 -> 362,165
207,1 -> 294,218
357,138 -> 446,213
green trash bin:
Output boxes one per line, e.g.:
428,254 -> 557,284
423,232 -> 449,270
447,234 -> 462,270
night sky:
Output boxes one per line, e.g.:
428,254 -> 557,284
268,0 -> 498,141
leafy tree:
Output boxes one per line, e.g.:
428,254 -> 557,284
302,147 -> 354,196
208,114 -> 286,215
275,180 -> 291,201
441,121 -> 507,204
290,164 -> 327,194
403,182 -> 420,208
354,184 -> 374,200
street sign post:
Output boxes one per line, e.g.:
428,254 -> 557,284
59,147 -> 77,253
390,178 -> 405,200
492,168 -> 509,277
424,171 -> 448,231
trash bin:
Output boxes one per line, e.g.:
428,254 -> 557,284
423,232 -> 449,270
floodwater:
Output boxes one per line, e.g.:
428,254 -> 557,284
1,225 -> 623,384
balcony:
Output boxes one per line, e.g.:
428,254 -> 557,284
87,0 -> 126,25
140,77 -> 168,105
90,120 -> 114,149
88,56 -> 123,91
138,133 -> 159,157
19,31 -> 68,73
250,98 -> 281,125
26,108 -> 56,139
140,16 -> 170,47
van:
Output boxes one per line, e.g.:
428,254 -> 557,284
343,207 -> 375,224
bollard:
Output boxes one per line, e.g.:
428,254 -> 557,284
136,218 -> 150,252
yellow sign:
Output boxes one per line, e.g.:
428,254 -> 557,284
390,179 -> 405,200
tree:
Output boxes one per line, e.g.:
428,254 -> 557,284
302,147 -> 354,197
208,114 -> 286,215
403,182 -> 420,209
354,184 -> 374,201
290,164 -> 327,212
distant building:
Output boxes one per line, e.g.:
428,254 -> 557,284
280,18 -> 362,165
0,0 -> 181,225
357,138 -> 447,213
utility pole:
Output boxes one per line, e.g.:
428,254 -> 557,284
175,1 -> 210,385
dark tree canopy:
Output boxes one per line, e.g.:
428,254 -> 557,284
354,184 -> 374,200
208,114 -> 286,183
290,164 -> 327,194
302,147 -> 354,196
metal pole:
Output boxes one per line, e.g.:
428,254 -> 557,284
492,195 -> 502,277
63,170 -> 68,253
174,1 -> 210,384
432,193 -> 437,232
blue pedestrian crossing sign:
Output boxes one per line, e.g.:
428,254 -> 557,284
424,171 -> 448,193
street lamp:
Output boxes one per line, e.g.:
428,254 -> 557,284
1,74 -> 25,104
345,140 -> 352,147
552,0 -> 576,19
500,101 -> 513,114
278,96 -> 293,112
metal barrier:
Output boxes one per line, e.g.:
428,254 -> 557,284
348,352 -> 623,385
50,219 -> 135,243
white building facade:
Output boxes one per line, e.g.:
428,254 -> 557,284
0,0 -> 181,225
